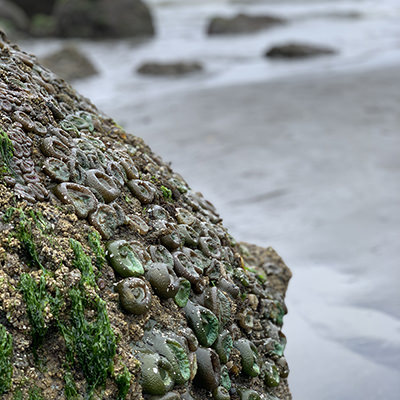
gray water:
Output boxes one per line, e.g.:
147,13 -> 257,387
20,0 -> 400,399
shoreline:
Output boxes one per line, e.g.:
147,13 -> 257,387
101,64 -> 400,400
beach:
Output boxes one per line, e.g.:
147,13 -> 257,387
91,65 -> 400,400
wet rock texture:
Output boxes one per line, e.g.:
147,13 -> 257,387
207,14 -> 285,35
265,42 -> 336,59
0,32 -> 291,399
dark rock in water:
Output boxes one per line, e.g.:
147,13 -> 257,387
266,42 -> 337,59
0,30 -> 291,399
137,61 -> 203,76
40,44 -> 98,81
0,0 -> 29,34
207,13 -> 286,35
12,0 -> 56,17
53,0 -> 154,38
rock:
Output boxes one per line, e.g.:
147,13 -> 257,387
207,13 -> 285,35
0,31 -> 291,400
137,61 -> 203,76
12,0 -> 56,17
0,0 -> 29,34
40,44 -> 98,81
53,0 -> 154,38
265,42 -> 337,59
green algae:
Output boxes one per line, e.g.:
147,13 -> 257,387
28,386 -> 44,400
17,210 -> 43,269
0,324 -> 13,395
161,185 -> 172,201
19,273 -> 49,351
60,288 -> 116,397
116,365 -> 131,400
0,127 -> 13,176
64,371 -> 79,400
88,231 -> 106,271
69,238 -> 96,287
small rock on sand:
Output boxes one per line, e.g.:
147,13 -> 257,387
265,42 -> 337,59
41,44 -> 98,81
207,13 -> 285,35
137,61 -> 203,76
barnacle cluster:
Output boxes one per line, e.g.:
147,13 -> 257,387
0,31 -> 291,400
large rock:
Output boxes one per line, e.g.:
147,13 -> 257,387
266,42 -> 337,59
0,31 -> 291,400
40,44 -> 98,81
53,0 -> 155,38
207,13 -> 286,35
0,0 -> 29,34
137,61 -> 203,76
12,0 -> 56,17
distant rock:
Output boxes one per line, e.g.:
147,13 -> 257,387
207,13 -> 285,35
265,42 -> 337,59
54,0 -> 154,38
12,0 -> 56,17
137,61 -> 203,76
0,0 -> 29,34
40,44 -> 98,81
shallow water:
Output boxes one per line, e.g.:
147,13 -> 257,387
20,0 -> 400,399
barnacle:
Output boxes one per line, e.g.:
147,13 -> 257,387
160,230 -> 182,251
184,301 -> 219,347
88,203 -> 119,239
128,214 -> 149,235
151,335 -> 191,385
238,389 -> 261,400
212,386 -> 231,400
175,207 -> 196,225
212,330 -> 233,364
234,339 -> 260,377
40,136 -> 70,160
116,277 -> 152,315
194,347 -> 220,390
145,263 -> 178,299
199,236 -> 222,259
174,278 -> 191,308
139,353 -> 175,395
85,169 -> 120,203
238,308 -> 254,331
173,251 -> 203,292
42,157 -> 70,182
127,179 -> 156,204
177,224 -> 199,248
54,182 -> 98,218
149,245 -> 174,267
262,361 -> 280,387
106,240 -> 144,277
106,161 -> 127,186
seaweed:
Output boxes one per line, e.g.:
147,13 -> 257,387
64,371 -> 79,400
60,288 -> 116,398
161,185 -> 172,201
0,324 -> 13,395
0,127 -> 13,176
69,238 -> 96,287
17,210 -> 44,269
28,386 -> 44,400
19,273 -> 48,352
116,365 -> 131,400
87,231 -> 106,271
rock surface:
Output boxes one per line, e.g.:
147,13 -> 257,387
137,61 -> 203,76
207,13 -> 285,35
53,0 -> 155,38
0,31 -> 291,400
266,42 -> 337,59
40,44 -> 98,81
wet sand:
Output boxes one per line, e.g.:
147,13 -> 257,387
90,65 -> 400,399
